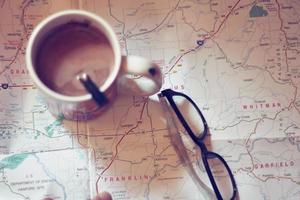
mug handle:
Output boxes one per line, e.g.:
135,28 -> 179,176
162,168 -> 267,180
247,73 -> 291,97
117,55 -> 163,96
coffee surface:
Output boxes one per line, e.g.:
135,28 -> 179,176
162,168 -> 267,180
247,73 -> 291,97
36,23 -> 114,96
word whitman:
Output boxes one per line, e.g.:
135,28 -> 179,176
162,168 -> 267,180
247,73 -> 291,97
243,102 -> 281,110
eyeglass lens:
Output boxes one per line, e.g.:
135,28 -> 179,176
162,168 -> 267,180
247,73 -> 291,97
206,153 -> 234,199
172,95 -> 205,138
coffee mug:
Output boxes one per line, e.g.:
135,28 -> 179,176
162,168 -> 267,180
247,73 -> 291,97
26,10 -> 162,120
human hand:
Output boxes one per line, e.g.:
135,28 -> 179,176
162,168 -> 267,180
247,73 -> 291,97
92,192 -> 112,200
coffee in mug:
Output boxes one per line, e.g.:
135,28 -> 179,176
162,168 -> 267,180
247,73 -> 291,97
36,22 -> 113,96
26,10 -> 162,120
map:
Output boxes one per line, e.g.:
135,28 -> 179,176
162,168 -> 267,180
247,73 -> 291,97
0,0 -> 300,199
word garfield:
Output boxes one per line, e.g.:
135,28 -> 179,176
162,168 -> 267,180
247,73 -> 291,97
254,160 -> 295,169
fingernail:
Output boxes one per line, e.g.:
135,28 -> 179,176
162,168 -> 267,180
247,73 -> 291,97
93,191 -> 112,200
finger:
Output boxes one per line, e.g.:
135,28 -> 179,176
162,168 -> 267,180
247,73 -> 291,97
93,191 -> 113,200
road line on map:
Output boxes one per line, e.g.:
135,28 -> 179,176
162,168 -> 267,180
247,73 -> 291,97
20,0 -> 31,39
212,118 -> 260,131
165,48 -> 196,74
95,101 -> 147,194
126,0 -> 181,39
165,0 -> 242,74
274,0 -> 299,114
77,136 -> 87,147
242,107 -> 298,183
8,84 -> 34,88
0,0 -> 31,76
245,107 -> 284,147
145,101 -> 158,156
74,128 -> 167,138
275,0 -> 289,72
251,174 -> 298,183
203,0 -> 242,40
76,121 -> 88,148
238,146 -> 298,184
2,181 -> 28,199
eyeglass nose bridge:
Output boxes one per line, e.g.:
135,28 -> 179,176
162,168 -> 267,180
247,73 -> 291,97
196,140 -> 208,152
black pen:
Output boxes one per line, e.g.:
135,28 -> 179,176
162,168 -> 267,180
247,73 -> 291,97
77,73 -> 109,106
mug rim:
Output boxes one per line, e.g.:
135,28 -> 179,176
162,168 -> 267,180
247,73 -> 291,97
26,9 -> 121,102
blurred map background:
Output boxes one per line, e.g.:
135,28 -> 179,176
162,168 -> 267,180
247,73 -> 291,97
0,0 -> 300,199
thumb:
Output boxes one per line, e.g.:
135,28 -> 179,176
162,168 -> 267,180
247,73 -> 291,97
93,192 -> 112,200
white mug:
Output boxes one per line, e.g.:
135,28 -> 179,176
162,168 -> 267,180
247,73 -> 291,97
26,10 -> 162,120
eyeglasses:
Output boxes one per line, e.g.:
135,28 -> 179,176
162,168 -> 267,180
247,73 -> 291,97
158,89 -> 237,200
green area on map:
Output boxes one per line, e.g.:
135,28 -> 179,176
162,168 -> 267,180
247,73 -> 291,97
44,115 -> 64,137
0,153 -> 29,169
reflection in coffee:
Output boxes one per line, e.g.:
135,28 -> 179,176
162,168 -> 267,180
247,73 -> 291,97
36,22 -> 114,96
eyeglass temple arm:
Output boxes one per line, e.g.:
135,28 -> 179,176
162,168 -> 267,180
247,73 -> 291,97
158,95 -> 216,200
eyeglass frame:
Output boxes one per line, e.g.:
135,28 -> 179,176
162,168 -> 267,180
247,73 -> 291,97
159,88 -> 237,200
